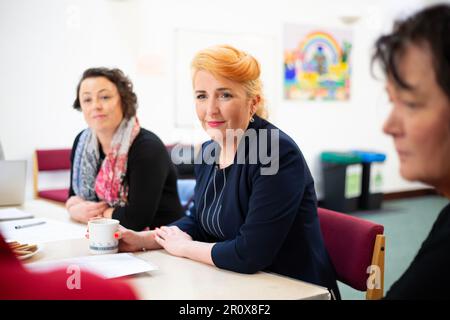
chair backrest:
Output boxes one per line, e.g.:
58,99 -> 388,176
317,207 -> 385,299
33,149 -> 72,200
35,149 -> 71,171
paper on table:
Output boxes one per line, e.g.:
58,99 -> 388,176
0,218 -> 85,243
26,253 -> 158,279
0,208 -> 34,221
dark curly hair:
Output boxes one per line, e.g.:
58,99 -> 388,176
73,67 -> 138,119
372,4 -> 450,99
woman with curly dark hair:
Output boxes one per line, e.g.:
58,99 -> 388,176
373,3 -> 450,299
66,67 -> 183,231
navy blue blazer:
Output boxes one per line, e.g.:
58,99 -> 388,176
173,116 -> 339,294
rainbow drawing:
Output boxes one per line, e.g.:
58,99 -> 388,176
299,31 -> 342,64
283,25 -> 352,101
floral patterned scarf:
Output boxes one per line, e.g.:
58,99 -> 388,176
72,117 -> 140,207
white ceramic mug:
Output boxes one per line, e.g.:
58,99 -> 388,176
88,218 -> 120,254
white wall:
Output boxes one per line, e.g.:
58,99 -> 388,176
0,0 -> 432,200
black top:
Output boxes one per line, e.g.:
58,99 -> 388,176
385,202 -> 450,299
197,165 -> 230,240
69,128 -> 183,231
172,116 -> 339,295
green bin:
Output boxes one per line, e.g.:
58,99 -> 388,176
352,151 -> 387,210
321,151 -> 363,212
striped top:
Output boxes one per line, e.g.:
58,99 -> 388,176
198,165 -> 229,239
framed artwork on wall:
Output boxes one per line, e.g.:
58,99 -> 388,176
283,24 -> 353,101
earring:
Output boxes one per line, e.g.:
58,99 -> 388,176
250,116 -> 255,123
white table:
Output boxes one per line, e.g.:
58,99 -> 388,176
13,200 -> 331,300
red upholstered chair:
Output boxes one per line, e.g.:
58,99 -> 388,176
33,149 -> 72,204
317,207 -> 386,300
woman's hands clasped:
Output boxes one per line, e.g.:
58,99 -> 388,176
153,226 -> 193,257
85,223 -> 193,256
66,196 -> 108,223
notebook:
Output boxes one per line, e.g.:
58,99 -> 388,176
0,208 -> 33,221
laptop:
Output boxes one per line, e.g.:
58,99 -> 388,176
0,160 -> 27,206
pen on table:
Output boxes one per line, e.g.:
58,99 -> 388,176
14,221 -> 46,229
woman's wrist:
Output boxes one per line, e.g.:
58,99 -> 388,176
179,240 -> 192,259
183,241 -> 215,265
